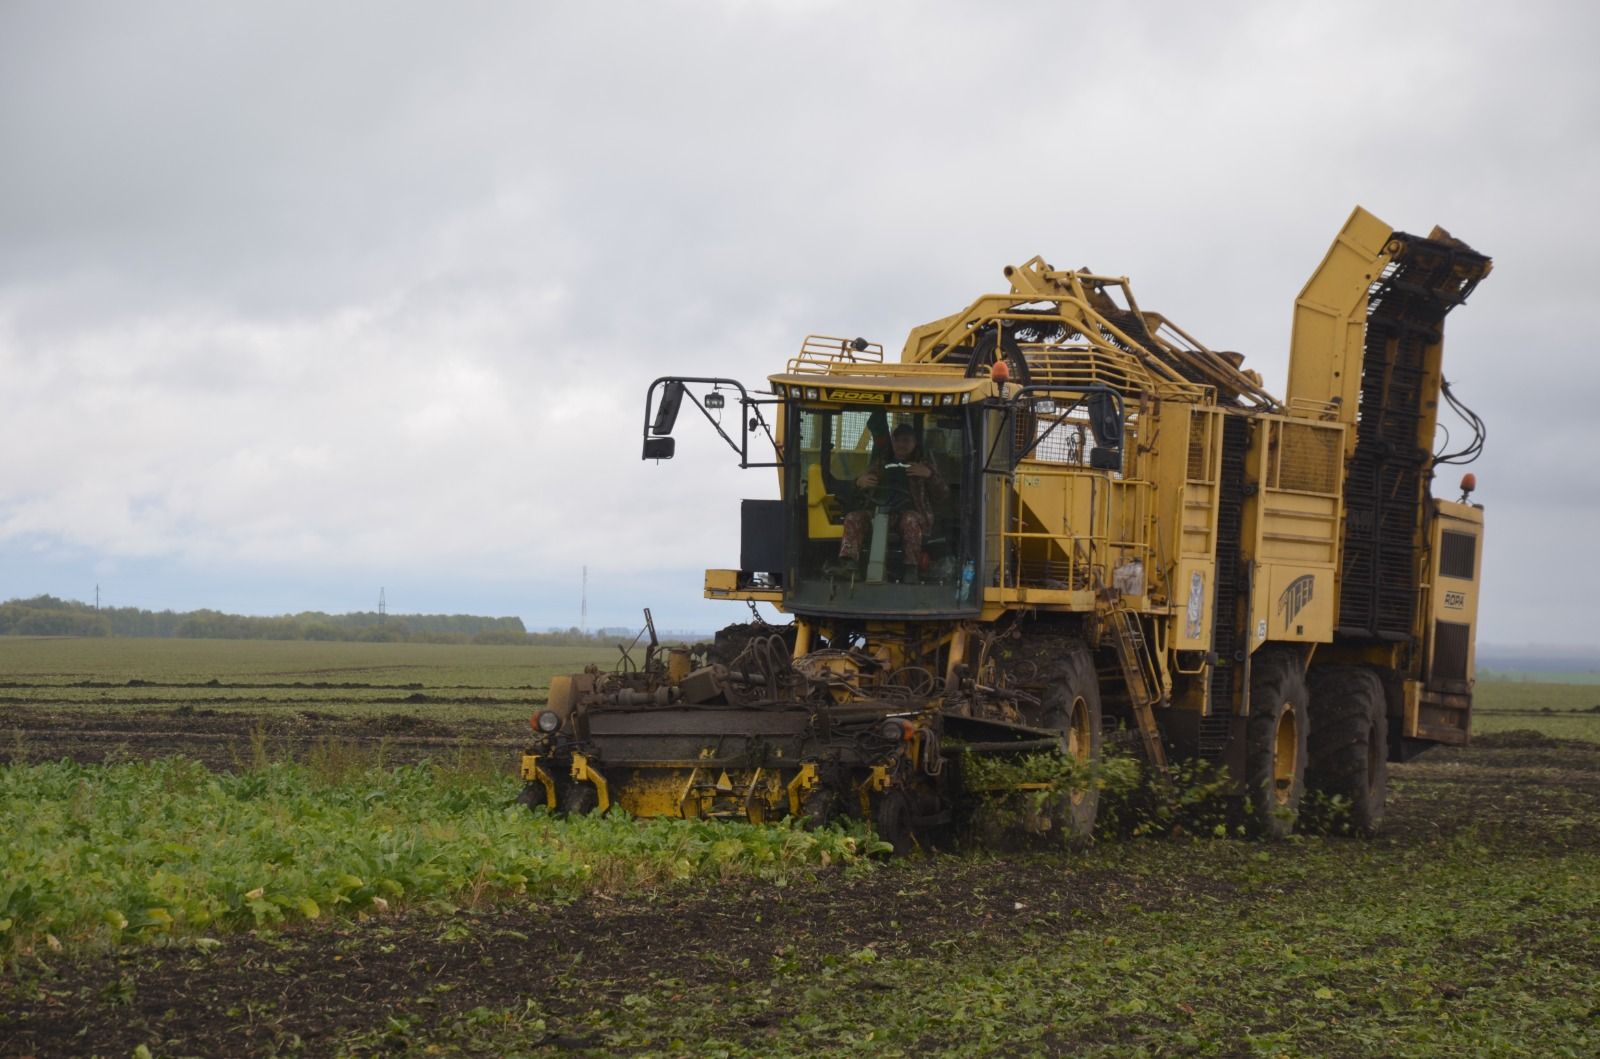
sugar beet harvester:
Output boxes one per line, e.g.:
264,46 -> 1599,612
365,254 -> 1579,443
520,206 -> 1491,848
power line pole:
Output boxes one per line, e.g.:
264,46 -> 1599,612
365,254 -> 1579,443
580,566 -> 588,635
378,587 -> 387,625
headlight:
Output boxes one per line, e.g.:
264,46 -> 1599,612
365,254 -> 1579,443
898,393 -> 914,406
940,394 -> 955,405
536,710 -> 561,733
805,387 -> 819,400
919,394 -> 935,406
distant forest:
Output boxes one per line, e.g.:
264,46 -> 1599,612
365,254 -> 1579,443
0,595 -> 617,646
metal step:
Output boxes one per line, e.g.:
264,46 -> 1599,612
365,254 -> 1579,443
1106,608 -> 1167,769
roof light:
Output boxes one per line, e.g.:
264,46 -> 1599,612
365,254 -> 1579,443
919,394 -> 935,406
805,387 -> 819,400
899,393 -> 914,406
941,394 -> 955,405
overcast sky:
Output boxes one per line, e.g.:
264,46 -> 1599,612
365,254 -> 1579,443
2,0 -> 1596,644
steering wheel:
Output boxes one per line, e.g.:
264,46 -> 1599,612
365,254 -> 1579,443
858,464 -> 915,509
861,482 -> 914,509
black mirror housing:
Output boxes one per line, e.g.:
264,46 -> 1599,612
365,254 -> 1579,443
651,380 -> 686,436
642,437 -> 676,461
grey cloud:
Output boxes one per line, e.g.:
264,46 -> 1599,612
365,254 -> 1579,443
1,0 -> 1596,639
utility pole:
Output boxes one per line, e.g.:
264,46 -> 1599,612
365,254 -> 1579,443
379,587 -> 387,625
95,584 -> 100,610
581,566 -> 588,635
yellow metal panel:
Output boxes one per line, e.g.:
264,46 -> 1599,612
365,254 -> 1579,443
1258,565 -> 1335,643
805,462 -> 844,540
570,753 -> 611,813
1286,205 -> 1396,441
547,675 -> 576,714
703,569 -> 784,604
613,769 -> 697,818
1424,499 -> 1484,694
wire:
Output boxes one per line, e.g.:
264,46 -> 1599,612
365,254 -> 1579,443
1435,378 -> 1486,466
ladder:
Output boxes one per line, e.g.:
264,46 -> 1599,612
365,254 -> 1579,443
1106,608 -> 1168,769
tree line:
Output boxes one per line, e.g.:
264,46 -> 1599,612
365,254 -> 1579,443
0,595 -> 611,646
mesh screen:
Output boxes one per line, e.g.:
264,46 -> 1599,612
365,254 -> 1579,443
1432,620 -> 1471,683
1439,530 -> 1476,580
1276,422 -> 1341,493
1020,401 -> 1091,464
1187,414 -> 1212,481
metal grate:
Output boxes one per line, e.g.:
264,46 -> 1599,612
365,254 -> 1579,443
1187,413 -> 1214,482
1275,422 -> 1341,494
1209,414 -> 1250,713
1022,399 -> 1092,464
1432,620 -> 1471,683
1438,530 -> 1476,581
1337,231 -> 1489,640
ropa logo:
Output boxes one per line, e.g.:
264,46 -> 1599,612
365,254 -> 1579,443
826,390 -> 886,403
1278,574 -> 1314,626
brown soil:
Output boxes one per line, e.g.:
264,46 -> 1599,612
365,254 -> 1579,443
0,706 -> 523,771
0,856 -> 1222,1058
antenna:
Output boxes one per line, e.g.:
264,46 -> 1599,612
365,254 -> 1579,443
581,566 -> 588,635
379,587 -> 387,624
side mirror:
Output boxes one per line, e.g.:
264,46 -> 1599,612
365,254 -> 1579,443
642,437 -> 676,461
651,380 -> 686,436
1085,390 -> 1123,448
1089,446 -> 1121,472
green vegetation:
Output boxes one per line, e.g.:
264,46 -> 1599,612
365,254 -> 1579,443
0,637 -> 612,723
1479,668 -> 1600,685
0,594 -> 666,646
0,635 -> 589,688
1473,678 -> 1600,743
1475,679 -> 1600,712
420,849 -> 1596,1057
0,757 -> 870,959
0,594 -> 530,643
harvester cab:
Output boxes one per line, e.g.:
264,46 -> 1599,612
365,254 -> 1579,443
524,207 -> 1492,852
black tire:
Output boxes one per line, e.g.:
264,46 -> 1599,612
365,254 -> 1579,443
558,779 -> 599,817
801,787 -> 840,830
515,782 -> 550,812
1037,641 -> 1104,844
1245,648 -> 1309,839
874,789 -> 916,856
1307,665 -> 1389,835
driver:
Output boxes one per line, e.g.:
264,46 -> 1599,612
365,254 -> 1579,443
838,422 -> 949,573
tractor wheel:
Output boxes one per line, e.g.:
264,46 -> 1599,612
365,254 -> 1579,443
873,789 -> 916,856
1307,665 -> 1389,835
1038,642 -> 1103,844
515,782 -> 550,812
801,787 -> 840,830
558,780 -> 599,817
1245,649 -> 1309,839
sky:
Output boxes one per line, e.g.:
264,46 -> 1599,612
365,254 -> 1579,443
1,0 -> 1597,644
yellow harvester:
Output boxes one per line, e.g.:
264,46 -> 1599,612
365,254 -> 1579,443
520,206 -> 1490,848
